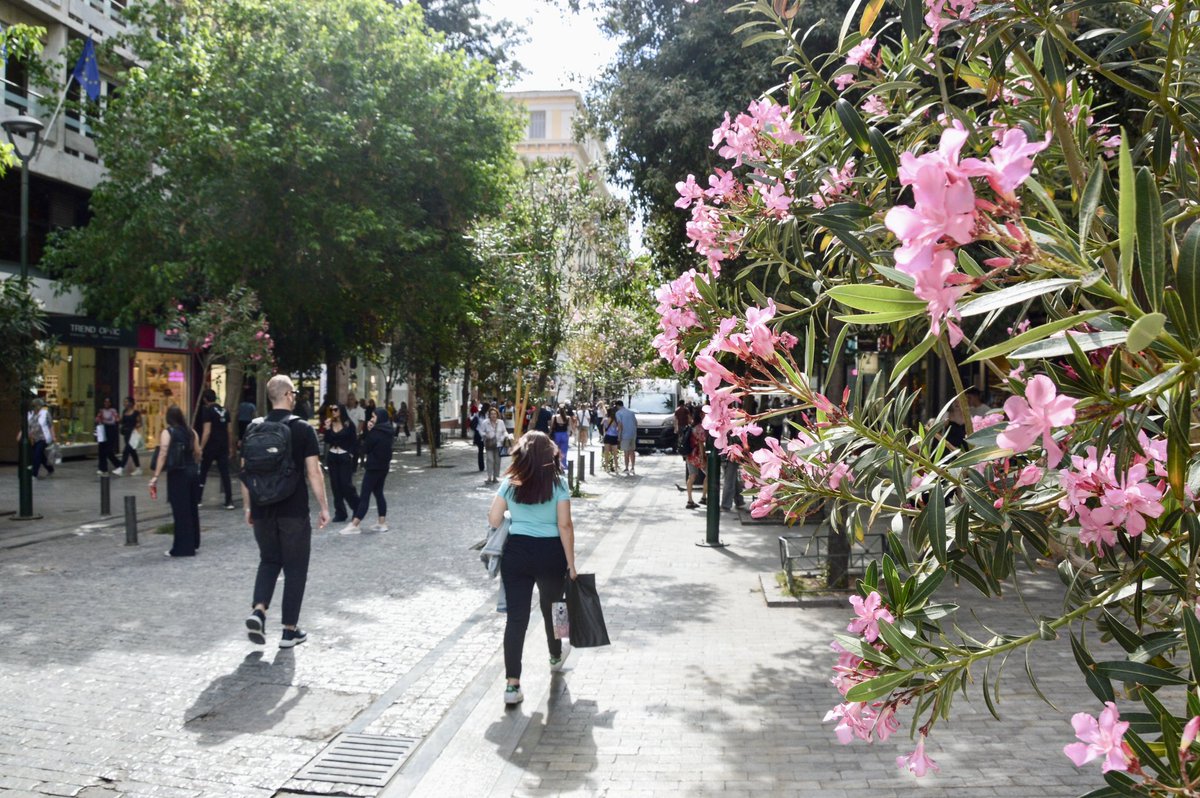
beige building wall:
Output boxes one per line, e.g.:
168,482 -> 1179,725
504,89 -> 605,180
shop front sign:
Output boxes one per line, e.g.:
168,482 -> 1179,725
45,315 -> 138,348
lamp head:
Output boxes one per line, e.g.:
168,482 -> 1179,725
2,115 -> 45,162
2,114 -> 45,138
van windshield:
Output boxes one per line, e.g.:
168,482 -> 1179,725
627,393 -> 674,414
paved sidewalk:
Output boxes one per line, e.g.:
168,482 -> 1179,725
390,453 -> 1105,798
1,439 -> 1111,797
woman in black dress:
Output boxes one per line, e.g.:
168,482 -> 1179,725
322,404 -> 359,523
149,405 -> 202,557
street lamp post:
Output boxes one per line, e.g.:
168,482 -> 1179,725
4,114 -> 46,520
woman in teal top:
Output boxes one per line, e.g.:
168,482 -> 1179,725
488,431 -> 578,706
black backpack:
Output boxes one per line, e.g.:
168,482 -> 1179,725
677,425 -> 694,457
240,415 -> 300,505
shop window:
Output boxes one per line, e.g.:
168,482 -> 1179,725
134,351 -> 190,444
39,345 -> 97,445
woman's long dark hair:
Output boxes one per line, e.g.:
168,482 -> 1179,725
165,405 -> 187,429
333,404 -> 352,428
505,431 -> 563,504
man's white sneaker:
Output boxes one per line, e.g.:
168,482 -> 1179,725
371,523 -> 389,533
338,523 -> 361,535
112,467 -> 124,476
132,468 -> 143,476
503,684 -> 524,705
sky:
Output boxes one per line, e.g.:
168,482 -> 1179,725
480,0 -> 617,94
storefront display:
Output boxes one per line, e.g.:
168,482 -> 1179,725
39,345 -> 97,445
133,351 -> 190,443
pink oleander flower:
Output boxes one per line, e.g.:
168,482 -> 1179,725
974,412 -> 1004,430
751,437 -> 788,481
847,591 -> 894,643
925,0 -> 975,43
996,375 -> 1077,467
1014,464 -> 1043,488
961,128 -> 1051,200
1064,702 -> 1134,773
912,250 -> 968,346
846,37 -> 878,68
827,462 -> 854,491
897,735 -> 940,776
810,159 -> 856,209
749,481 -> 780,518
824,701 -> 875,744
885,124 -> 977,275
1182,716 -> 1200,751
759,181 -> 793,219
862,95 -> 888,119
833,73 -> 856,91
705,169 -> 739,203
675,174 -> 704,209
1100,463 -> 1165,537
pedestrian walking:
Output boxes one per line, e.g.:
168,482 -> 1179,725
240,375 -> 330,648
550,405 -> 572,470
119,397 -> 143,475
684,405 -> 708,509
322,404 -> 359,523
197,389 -> 234,509
338,408 -> 395,535
487,431 -> 578,706
396,401 -> 410,437
601,405 -> 620,474
615,400 -> 638,475
149,405 -> 202,557
471,402 -> 488,472
574,402 -> 590,450
480,406 -> 508,484
95,397 -> 122,475
22,398 -> 55,479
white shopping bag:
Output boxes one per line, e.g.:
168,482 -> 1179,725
94,424 -> 106,443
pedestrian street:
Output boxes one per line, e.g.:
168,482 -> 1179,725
1,440 -> 1109,797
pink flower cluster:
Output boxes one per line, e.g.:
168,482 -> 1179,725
995,374 -> 1078,468
651,269 -> 704,373
884,122 -> 1049,345
834,37 -> 880,91
1057,437 -> 1166,549
810,159 -> 856,209
1064,702 -> 1134,773
925,0 -> 975,43
745,432 -> 854,517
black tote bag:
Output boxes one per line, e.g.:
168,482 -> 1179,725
565,573 -> 611,648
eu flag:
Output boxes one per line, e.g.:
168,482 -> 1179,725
71,38 -> 100,102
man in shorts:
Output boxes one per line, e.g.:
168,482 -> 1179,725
615,400 -> 638,475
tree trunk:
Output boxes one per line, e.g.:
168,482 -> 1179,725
326,352 -> 345,403
460,361 -> 470,438
824,316 -> 851,590
225,363 -> 244,455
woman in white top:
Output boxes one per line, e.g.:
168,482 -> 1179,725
479,406 -> 508,484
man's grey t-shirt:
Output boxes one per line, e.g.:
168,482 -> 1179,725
616,408 -> 638,442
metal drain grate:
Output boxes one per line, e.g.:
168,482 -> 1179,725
295,732 -> 421,787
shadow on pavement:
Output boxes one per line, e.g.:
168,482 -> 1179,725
183,649 -> 301,746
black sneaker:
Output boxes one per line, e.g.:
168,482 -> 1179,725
245,610 -> 266,645
279,628 -> 308,648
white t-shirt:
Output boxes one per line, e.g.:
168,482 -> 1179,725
347,405 -> 366,429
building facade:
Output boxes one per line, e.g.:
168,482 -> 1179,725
0,0 -> 194,461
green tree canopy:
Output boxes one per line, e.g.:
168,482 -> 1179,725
45,0 -> 519,371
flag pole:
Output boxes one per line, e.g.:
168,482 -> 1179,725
39,77 -> 73,149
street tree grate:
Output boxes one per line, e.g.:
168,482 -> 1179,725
295,732 -> 421,787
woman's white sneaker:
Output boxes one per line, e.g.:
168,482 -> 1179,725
503,684 -> 524,705
338,523 -> 361,535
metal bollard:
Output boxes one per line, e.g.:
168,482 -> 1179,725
577,453 -> 585,484
100,473 -> 111,517
124,495 -> 138,546
415,433 -> 421,457
697,445 -> 726,548
589,450 -> 595,476
568,461 -> 575,490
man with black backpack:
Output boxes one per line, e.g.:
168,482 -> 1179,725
197,389 -> 234,509
240,374 -> 330,649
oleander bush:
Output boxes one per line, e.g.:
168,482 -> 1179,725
655,0 -> 1200,792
